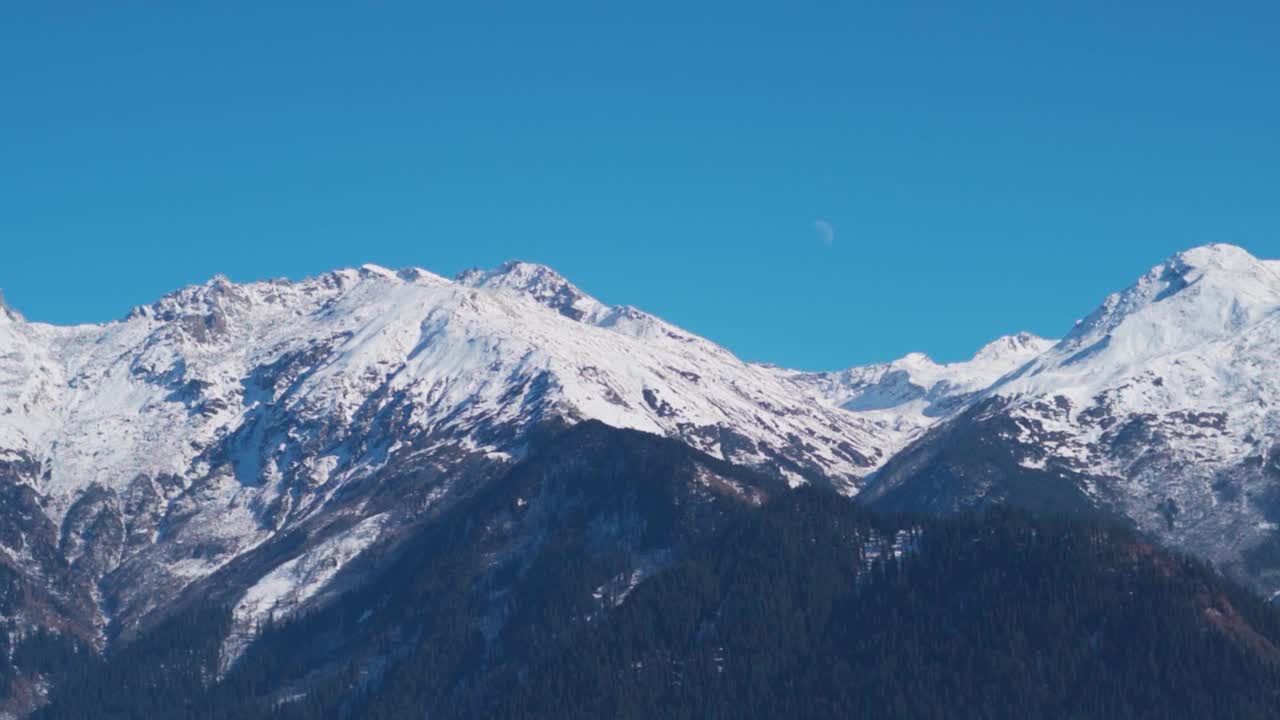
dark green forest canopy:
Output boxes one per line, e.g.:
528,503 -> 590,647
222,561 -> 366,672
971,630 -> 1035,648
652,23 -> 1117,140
17,490 -> 1280,719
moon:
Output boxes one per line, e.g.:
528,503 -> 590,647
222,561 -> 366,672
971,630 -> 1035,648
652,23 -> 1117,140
813,219 -> 834,245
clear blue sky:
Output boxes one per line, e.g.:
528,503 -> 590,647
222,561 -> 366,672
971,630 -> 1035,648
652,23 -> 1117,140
3,2 -> 1278,369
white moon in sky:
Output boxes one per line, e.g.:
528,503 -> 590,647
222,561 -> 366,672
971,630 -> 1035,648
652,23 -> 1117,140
813,219 -> 834,245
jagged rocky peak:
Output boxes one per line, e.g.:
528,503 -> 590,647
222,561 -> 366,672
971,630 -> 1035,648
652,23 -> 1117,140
132,272 -> 249,318
456,260 -> 603,321
456,259 -> 571,288
458,261 -> 694,342
131,273 -> 267,343
124,264 -> 449,322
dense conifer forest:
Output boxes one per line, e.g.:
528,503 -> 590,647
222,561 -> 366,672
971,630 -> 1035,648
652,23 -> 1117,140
14,478 -> 1280,719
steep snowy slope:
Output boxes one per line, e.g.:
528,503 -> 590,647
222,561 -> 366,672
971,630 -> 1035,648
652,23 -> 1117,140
865,243 -> 1280,596
0,260 -> 898,659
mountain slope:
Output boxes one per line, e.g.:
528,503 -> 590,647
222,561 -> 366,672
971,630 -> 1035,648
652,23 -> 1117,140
495,495 -> 1280,720
28,461 -> 1280,719
0,259 -> 896,691
24,422 -> 785,718
864,243 -> 1280,597
8,243 -> 1280,715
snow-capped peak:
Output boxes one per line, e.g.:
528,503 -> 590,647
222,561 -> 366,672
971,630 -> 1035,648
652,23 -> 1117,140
1177,242 -> 1270,274
897,351 -> 936,368
455,260 -> 606,322
2,258 -> 894,531
972,242 -> 1280,497
357,262 -> 400,280
0,258 -> 909,656
1061,243 -> 1280,355
999,244 -> 1280,404
971,331 -> 1056,364
456,259 -> 570,287
880,244 -> 1280,600
773,332 -> 1054,442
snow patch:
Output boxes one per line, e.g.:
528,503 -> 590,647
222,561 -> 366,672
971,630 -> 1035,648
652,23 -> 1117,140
221,513 -> 390,671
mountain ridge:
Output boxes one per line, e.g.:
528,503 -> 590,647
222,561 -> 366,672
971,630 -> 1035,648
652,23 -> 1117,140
864,242 -> 1280,598
4,242 -> 1280,716
0,255 -> 904,687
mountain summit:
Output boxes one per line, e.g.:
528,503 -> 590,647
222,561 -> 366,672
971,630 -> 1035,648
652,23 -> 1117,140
454,260 -> 602,322
5,245 -> 1280,716
1011,243 -> 1280,393
867,244 -> 1280,598
0,259 -> 898,682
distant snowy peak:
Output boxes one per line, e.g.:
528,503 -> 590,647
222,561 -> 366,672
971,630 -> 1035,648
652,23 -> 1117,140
971,331 -> 1056,364
1000,243 -> 1280,401
1060,243 -> 1280,354
864,244 -> 1280,598
882,331 -> 1056,393
779,332 -> 1054,425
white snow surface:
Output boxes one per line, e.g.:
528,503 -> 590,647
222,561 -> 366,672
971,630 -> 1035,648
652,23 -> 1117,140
926,243 -> 1280,588
1,262 -> 894,520
221,512 -> 391,669
773,331 -> 1055,441
990,243 -> 1280,473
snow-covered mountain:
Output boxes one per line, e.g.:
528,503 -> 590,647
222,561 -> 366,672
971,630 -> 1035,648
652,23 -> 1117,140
772,331 -> 1055,436
0,259 -> 901,663
864,243 -> 1280,597
7,241 -> 1280,715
